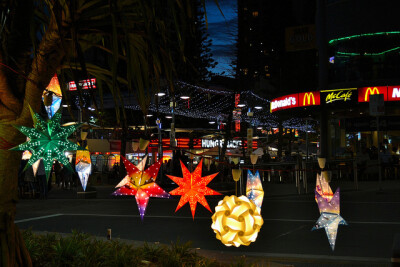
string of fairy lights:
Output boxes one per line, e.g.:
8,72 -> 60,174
124,81 -> 313,132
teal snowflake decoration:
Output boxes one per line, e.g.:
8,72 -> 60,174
10,108 -> 83,180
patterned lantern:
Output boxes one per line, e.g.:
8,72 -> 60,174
250,154 -> 258,165
211,195 -> 263,247
232,169 -> 241,182
167,159 -> 221,219
313,188 -> 347,250
132,142 -> 139,152
139,138 -> 150,150
246,170 -> 264,209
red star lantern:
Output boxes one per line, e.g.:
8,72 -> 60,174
112,156 -> 170,220
167,158 -> 221,219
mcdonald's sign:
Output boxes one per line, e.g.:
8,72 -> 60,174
387,86 -> 400,101
298,91 -> 320,107
358,86 -> 387,102
270,93 -> 299,112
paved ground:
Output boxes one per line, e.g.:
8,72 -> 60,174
15,180 -> 400,266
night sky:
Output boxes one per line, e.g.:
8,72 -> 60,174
205,0 -> 237,77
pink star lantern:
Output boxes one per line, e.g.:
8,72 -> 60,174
315,173 -> 333,203
166,159 -> 221,219
115,155 -> 147,188
112,156 -> 170,220
316,187 -> 340,214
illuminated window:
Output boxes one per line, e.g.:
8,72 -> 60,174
266,73 -> 270,77
243,68 -> 248,75
252,11 -> 259,17
264,65 -> 269,71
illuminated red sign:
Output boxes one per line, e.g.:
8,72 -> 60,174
149,138 -> 257,150
298,91 -> 320,107
358,86 -> 387,102
387,86 -> 400,101
235,94 -> 240,107
68,78 -> 97,91
270,94 -> 298,112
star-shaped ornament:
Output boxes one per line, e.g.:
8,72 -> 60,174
315,172 -> 333,203
75,145 -> 91,191
112,156 -> 170,220
246,170 -> 264,209
166,159 -> 221,219
312,188 -> 347,250
10,107 -> 82,180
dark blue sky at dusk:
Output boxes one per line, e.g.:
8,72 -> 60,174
205,0 -> 237,77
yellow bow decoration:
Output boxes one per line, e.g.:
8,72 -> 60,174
211,195 -> 263,247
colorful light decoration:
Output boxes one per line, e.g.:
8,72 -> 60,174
115,155 -> 148,188
315,172 -> 333,202
211,195 -> 263,247
75,145 -> 92,191
246,170 -> 264,209
10,108 -> 82,180
43,74 -> 62,119
166,159 -> 221,219
112,156 -> 170,220
312,188 -> 347,250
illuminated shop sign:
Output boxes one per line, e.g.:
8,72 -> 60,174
68,78 -> 97,91
387,86 -> 400,101
201,139 -> 242,149
321,88 -> 356,104
270,94 -> 298,112
358,86 -> 387,102
298,91 -> 320,107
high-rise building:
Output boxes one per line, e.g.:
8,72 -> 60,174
236,0 -> 317,97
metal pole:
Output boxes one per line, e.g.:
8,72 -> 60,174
353,159 -> 358,190
317,0 -> 329,159
306,120 -> 309,161
377,116 -> 382,191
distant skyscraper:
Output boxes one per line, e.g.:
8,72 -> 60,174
236,0 -> 317,97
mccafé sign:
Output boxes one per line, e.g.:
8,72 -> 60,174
270,85 -> 400,112
321,88 -> 356,104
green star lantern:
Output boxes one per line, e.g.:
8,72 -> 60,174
11,107 -> 83,180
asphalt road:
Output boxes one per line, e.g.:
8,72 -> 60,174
15,184 -> 400,266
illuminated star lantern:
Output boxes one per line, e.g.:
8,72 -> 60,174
312,188 -> 347,250
315,172 -> 333,203
166,159 -> 221,219
115,155 -> 148,188
43,74 -> 62,119
75,145 -> 92,191
211,195 -> 263,247
246,170 -> 264,209
10,108 -> 82,181
112,156 -> 170,220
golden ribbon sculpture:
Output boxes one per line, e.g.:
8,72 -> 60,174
211,195 -> 263,247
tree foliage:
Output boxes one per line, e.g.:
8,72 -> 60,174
0,0 -> 214,265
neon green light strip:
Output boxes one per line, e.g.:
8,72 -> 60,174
329,31 -> 400,45
336,46 -> 400,56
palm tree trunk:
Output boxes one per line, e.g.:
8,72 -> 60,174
0,124 -> 32,267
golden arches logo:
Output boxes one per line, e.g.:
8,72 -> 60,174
303,92 -> 315,105
365,87 -> 380,101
